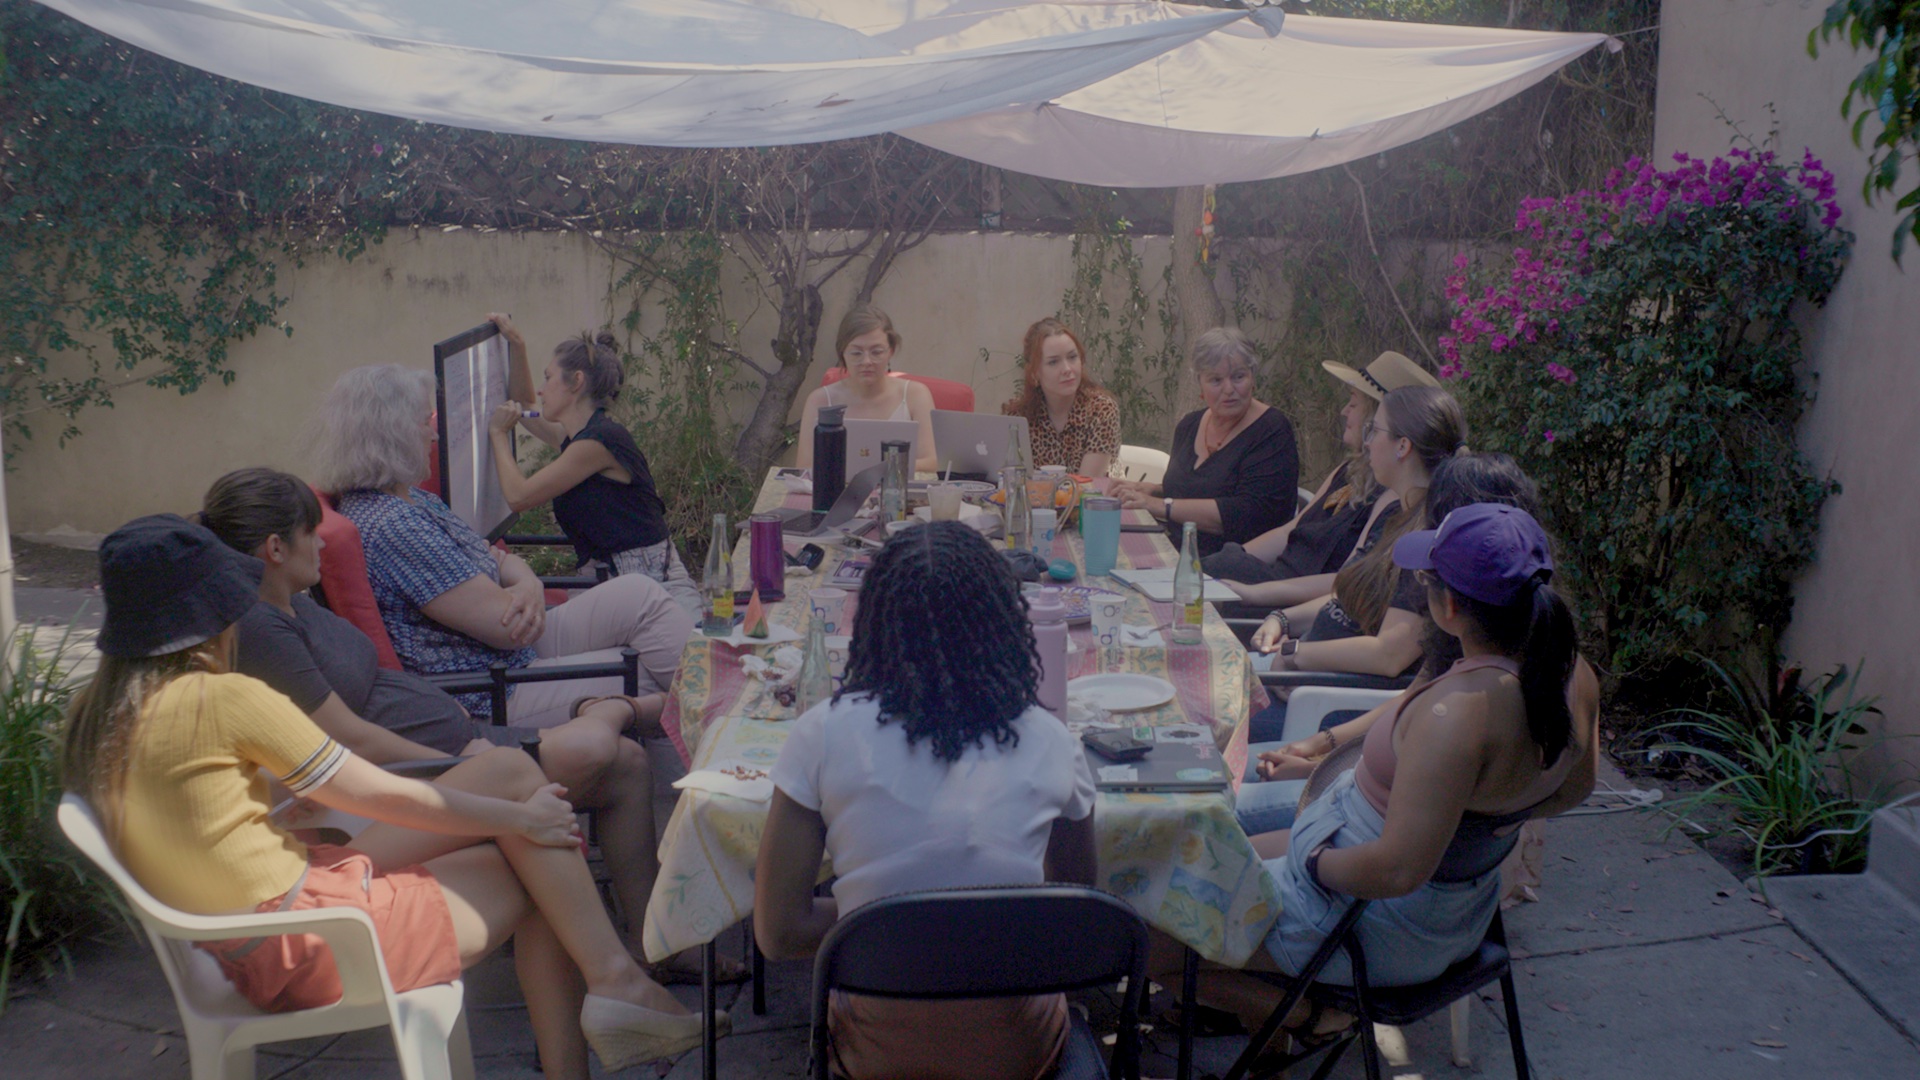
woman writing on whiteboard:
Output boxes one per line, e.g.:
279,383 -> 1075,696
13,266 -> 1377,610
484,313 -> 699,618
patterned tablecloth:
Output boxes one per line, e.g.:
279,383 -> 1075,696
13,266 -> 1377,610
643,471 -> 1280,966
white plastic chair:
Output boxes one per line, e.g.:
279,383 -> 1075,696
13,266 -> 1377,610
1114,444 -> 1170,484
1239,685 -> 1477,1068
58,795 -> 473,1080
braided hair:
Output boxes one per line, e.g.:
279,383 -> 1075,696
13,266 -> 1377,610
836,520 -> 1040,763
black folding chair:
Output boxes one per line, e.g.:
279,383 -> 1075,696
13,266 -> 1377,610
810,886 -> 1150,1080
1220,901 -> 1530,1080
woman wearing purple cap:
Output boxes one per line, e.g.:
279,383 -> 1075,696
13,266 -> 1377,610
1197,503 -> 1598,1035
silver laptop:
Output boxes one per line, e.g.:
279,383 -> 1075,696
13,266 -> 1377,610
845,419 -> 918,476
931,410 -> 1028,479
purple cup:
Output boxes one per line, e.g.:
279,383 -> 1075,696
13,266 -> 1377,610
749,513 -> 786,601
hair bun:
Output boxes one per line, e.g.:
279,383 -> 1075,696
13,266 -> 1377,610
593,330 -> 619,352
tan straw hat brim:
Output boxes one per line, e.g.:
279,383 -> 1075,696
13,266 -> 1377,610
1321,351 -> 1440,401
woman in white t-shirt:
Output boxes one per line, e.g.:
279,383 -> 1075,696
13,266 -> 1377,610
755,521 -> 1098,1080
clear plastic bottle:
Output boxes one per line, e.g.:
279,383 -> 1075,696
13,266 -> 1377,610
1171,520 -> 1204,645
1000,464 -> 1031,553
700,513 -> 734,637
879,439 -> 911,523
795,610 -> 833,712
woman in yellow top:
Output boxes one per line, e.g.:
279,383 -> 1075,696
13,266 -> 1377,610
62,515 -> 725,1078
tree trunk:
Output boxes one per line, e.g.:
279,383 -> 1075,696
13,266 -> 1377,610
732,281 -> 823,480
1169,185 -> 1226,417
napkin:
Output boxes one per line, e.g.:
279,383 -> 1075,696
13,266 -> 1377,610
673,767 -> 774,802
711,623 -> 802,647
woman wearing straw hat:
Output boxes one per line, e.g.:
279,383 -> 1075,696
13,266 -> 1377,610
1207,351 -> 1439,603
61,515 -> 724,1075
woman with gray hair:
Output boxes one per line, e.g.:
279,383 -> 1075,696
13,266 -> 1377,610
1110,327 -> 1299,558
312,364 -> 695,732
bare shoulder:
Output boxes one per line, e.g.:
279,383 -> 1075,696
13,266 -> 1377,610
904,378 -> 937,409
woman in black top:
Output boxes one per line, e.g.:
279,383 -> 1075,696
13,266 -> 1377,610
1109,327 -> 1299,559
486,314 -> 699,617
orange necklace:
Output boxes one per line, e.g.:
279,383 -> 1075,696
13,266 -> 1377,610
1202,409 -> 1240,456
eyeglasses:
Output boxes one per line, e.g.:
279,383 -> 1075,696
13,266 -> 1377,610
1362,419 -> 1397,443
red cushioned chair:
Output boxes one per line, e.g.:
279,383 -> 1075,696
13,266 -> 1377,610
820,368 -> 975,412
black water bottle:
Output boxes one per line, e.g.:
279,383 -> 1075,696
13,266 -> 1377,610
813,403 -> 848,512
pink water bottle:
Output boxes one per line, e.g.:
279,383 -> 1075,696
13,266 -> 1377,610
1028,587 -> 1069,717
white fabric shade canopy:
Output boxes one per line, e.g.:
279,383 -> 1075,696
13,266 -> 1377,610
31,0 -> 1243,148
905,11 -> 1613,187
31,1 -> 1610,184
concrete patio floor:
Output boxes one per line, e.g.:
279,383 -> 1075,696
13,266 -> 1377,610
3,584 -> 1916,1078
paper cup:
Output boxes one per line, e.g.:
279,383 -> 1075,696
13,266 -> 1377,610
1090,593 -> 1127,648
1031,508 -> 1058,556
928,483 -> 964,521
808,588 -> 849,636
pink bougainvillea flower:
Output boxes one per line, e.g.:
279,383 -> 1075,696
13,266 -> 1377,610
1543,430 -> 1556,443
1546,362 -> 1576,385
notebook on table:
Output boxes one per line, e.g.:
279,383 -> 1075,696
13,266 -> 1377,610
1085,740 -> 1231,793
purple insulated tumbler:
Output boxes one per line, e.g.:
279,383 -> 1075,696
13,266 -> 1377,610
749,513 -> 786,601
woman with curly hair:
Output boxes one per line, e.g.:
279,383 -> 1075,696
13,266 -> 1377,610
754,521 -> 1097,1080
1000,317 -> 1121,477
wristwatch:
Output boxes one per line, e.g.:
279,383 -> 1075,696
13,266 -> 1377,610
1162,497 -> 1175,523
1280,637 -> 1299,658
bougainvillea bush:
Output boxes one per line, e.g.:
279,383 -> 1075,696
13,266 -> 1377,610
1441,149 -> 1852,677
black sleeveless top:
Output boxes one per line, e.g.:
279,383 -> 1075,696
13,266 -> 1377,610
551,410 -> 669,566
1274,461 -> 1378,579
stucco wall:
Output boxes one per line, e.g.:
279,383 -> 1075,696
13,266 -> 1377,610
4,228 -> 1177,534
1657,0 -> 1920,789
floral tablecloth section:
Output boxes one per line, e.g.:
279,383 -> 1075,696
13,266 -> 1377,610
644,470 -> 1279,966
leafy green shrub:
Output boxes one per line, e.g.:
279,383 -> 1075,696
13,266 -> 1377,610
1653,659 -> 1897,877
1439,150 -> 1852,677
0,627 -> 124,1010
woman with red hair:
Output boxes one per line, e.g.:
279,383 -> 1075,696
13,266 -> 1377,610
999,317 -> 1121,477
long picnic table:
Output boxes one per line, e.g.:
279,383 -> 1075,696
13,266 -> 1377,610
643,469 -> 1279,1077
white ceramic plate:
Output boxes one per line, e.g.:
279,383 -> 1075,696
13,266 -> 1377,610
1066,673 -> 1176,712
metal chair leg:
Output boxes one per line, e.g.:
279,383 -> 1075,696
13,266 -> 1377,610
1500,972 -> 1531,1080
1178,946 -> 1199,1080
702,939 -> 718,1080
752,937 -> 767,1016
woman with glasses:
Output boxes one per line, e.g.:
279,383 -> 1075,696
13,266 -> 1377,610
796,304 -> 941,474
1186,504 -> 1596,1047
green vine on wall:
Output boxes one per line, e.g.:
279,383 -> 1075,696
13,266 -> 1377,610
1058,212 -> 1183,444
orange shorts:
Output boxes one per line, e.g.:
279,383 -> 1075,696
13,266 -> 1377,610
199,844 -> 462,1012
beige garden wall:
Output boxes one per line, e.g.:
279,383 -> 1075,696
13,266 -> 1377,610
1657,0 -> 1920,790
5,228 -> 1189,535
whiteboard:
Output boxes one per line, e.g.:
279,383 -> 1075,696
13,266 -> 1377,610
433,323 -> 518,541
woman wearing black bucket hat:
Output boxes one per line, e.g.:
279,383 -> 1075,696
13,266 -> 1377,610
63,515 -> 725,1076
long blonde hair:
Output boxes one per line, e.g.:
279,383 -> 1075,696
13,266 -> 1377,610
61,632 -> 232,843
1324,395 -> 1380,513
1332,387 -> 1468,633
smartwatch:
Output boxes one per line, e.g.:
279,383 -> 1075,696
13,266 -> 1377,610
1162,497 -> 1174,523
1280,638 -> 1300,658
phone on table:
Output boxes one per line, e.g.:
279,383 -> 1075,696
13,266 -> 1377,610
1082,729 -> 1152,763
